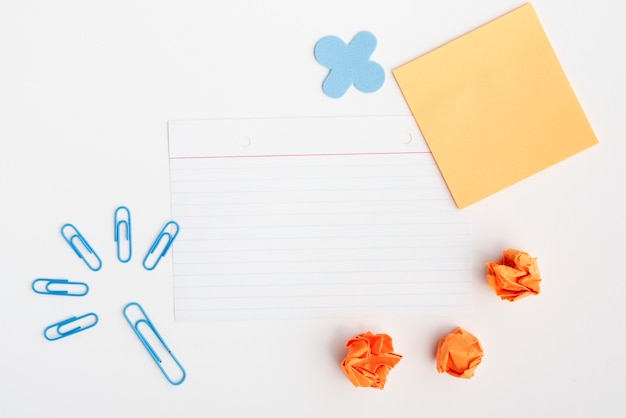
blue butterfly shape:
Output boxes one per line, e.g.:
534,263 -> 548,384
314,31 -> 385,99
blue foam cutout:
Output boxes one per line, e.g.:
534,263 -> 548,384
314,31 -> 385,99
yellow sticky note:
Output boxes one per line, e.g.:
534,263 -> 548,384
393,3 -> 598,209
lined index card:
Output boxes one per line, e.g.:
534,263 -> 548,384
168,116 -> 471,320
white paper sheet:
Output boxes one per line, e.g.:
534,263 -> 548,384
168,116 -> 471,320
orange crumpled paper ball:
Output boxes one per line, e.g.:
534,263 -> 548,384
340,331 -> 402,389
436,327 -> 484,379
486,248 -> 541,301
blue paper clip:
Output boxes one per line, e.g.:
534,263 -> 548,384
32,278 -> 89,296
123,302 -> 186,385
114,206 -> 132,263
143,221 -> 179,271
61,224 -> 102,271
44,313 -> 99,341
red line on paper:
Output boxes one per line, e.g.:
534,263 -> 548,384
170,151 -> 431,160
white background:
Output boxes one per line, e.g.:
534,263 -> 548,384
1,1 -> 624,417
